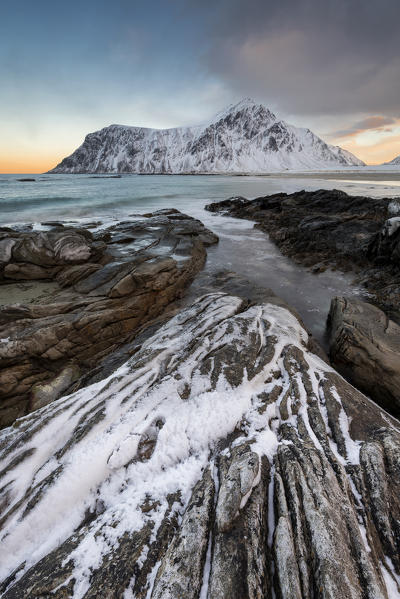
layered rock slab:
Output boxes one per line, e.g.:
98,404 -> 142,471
0,210 -> 218,427
0,293 -> 400,598
329,297 -> 400,416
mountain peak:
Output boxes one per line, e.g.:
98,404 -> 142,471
384,153 -> 400,165
210,98 -> 275,124
49,100 -> 365,173
230,97 -> 258,110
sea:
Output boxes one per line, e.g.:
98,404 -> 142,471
1,172 -> 400,346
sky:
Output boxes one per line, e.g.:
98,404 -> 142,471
1,0 -> 399,172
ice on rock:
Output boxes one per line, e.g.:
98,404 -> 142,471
1,293 -> 400,598
384,216 -> 400,237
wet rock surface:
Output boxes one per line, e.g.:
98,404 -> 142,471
1,293 -> 400,598
328,297 -> 400,416
0,210 -> 218,428
206,189 -> 400,322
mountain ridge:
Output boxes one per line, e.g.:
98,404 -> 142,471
49,99 -> 365,173
384,153 -> 400,165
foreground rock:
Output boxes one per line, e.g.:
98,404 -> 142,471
206,189 -> 400,322
206,190 -> 400,415
0,211 -> 218,427
1,293 -> 399,598
329,297 -> 400,417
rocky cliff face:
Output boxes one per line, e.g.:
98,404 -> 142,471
49,99 -> 364,173
1,293 -> 400,598
0,211 -> 218,428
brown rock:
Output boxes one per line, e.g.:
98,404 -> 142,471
0,212 -> 218,428
328,297 -> 400,416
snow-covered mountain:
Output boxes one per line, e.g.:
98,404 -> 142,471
49,99 -> 365,173
384,154 -> 400,165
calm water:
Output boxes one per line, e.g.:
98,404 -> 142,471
1,173 -> 400,345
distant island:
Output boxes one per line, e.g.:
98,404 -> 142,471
49,98 -> 365,174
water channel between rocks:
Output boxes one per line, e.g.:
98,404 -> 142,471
1,172 -> 399,348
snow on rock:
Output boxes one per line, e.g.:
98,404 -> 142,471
49,99 -> 364,174
0,293 -> 400,598
384,216 -> 400,237
384,154 -> 400,166
0,212 -> 218,428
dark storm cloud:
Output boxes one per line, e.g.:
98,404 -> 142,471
187,0 -> 400,117
330,116 -> 397,138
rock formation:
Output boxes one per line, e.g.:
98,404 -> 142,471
328,297 -> 400,417
206,190 -> 400,320
206,190 -> 400,415
1,293 -> 400,598
0,210 -> 218,428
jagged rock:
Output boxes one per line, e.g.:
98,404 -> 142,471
1,293 -> 399,598
328,297 -> 400,416
0,212 -> 218,428
206,189 -> 400,321
369,214 -> 400,266
215,444 -> 260,533
151,469 -> 215,599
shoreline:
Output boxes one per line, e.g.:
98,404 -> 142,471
43,169 -> 400,179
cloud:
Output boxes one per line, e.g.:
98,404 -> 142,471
339,131 -> 400,165
329,116 -> 398,139
188,0 -> 400,118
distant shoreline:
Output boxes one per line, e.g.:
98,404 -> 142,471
2,169 -> 400,182
43,169 -> 400,181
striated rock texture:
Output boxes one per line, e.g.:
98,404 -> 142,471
0,210 -> 217,428
49,99 -> 364,174
1,293 -> 400,598
206,189 -> 400,322
329,297 -> 400,417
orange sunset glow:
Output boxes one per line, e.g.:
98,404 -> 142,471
0,153 -> 63,174
1,134 -> 399,173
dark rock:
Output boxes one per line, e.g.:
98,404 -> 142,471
206,189 -> 400,320
328,297 -> 400,416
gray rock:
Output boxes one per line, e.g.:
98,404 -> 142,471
1,294 -> 399,598
151,469 -> 214,599
215,444 -> 259,532
328,297 -> 400,416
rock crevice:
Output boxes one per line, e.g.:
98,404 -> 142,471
0,293 -> 399,598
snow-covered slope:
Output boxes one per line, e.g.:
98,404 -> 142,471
2,293 -> 400,598
49,99 -> 364,173
384,154 -> 400,165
